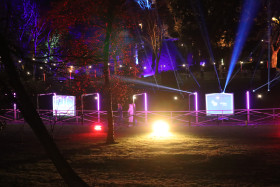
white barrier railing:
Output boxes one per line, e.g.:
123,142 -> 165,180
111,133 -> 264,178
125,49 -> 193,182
1,108 -> 280,126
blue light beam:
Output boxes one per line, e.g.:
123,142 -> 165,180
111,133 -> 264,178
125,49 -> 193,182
136,0 -> 151,9
253,73 -> 280,92
224,0 -> 260,92
191,0 -> 221,91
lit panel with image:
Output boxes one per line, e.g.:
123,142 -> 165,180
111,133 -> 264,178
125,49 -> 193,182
205,93 -> 234,115
53,95 -> 76,116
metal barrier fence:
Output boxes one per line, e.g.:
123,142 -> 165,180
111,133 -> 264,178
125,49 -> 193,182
1,108 -> 280,126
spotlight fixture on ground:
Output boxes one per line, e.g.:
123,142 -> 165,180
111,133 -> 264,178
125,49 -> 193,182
152,120 -> 170,137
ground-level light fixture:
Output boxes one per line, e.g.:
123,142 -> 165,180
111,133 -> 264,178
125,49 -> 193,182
152,120 -> 170,137
93,124 -> 102,131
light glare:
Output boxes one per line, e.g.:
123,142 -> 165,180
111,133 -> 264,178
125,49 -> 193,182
94,125 -> 102,131
152,120 -> 170,136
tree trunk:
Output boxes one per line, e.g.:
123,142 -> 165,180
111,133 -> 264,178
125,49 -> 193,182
0,36 -> 88,187
152,52 -> 156,73
103,2 -> 117,144
155,47 -> 162,75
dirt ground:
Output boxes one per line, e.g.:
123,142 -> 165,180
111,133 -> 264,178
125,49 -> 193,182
1,122 -> 280,186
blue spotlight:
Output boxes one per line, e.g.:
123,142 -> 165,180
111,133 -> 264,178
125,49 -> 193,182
223,0 -> 260,92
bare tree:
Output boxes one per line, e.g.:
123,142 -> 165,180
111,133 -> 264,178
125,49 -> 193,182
0,36 -> 89,187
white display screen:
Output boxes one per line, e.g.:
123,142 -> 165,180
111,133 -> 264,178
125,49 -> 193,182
52,95 -> 76,116
205,93 -> 234,115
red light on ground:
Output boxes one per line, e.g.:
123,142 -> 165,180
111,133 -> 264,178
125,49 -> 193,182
94,125 -> 102,131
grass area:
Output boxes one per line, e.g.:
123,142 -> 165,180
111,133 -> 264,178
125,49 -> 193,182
1,123 -> 280,186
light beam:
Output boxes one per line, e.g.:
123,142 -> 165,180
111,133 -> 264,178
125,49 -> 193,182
224,0 -> 260,92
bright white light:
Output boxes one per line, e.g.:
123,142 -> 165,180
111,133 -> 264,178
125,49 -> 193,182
32,58 -> 35,61
174,96 -> 178,100
18,60 -> 21,63
260,61 -> 263,64
89,65 -> 92,69
257,94 -> 262,98
119,65 -> 122,68
182,64 -> 186,67
94,125 -> 102,131
27,71 -> 30,75
144,66 -> 147,69
152,120 -> 170,137
40,66 -> 43,69
94,96 -> 98,100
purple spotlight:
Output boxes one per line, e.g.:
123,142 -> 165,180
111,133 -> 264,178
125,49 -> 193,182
246,91 -> 250,110
194,92 -> 198,111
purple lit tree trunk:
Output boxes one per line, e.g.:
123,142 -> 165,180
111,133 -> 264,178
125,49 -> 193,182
0,36 -> 88,187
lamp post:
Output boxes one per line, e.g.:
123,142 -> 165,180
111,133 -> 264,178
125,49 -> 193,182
81,93 -> 100,123
69,66 -> 74,86
246,91 -> 250,123
132,93 -> 148,124
188,92 -> 198,124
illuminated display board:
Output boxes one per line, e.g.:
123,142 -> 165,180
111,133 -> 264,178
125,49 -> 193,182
52,95 -> 76,116
205,93 -> 234,115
